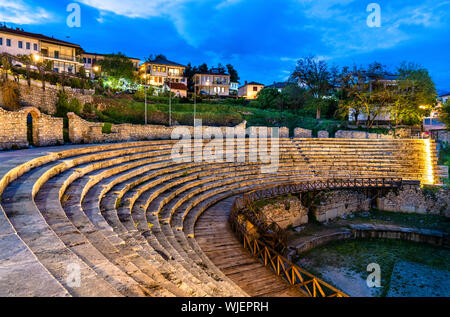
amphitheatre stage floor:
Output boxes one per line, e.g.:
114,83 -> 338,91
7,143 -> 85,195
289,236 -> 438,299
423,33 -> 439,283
195,197 -> 303,297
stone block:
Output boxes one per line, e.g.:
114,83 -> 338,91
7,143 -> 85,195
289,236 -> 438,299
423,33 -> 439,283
294,128 -> 312,138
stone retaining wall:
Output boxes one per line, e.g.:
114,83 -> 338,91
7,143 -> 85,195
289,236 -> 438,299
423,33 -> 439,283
0,78 -> 94,114
431,130 -> 450,143
0,106 -> 63,149
68,113 -> 248,144
377,185 -> 450,217
335,130 -> 394,139
312,190 -> 371,222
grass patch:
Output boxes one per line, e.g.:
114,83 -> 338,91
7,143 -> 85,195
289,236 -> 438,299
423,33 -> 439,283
297,238 -> 450,297
352,209 -> 450,233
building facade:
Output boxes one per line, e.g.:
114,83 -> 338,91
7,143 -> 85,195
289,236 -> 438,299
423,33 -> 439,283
0,26 -> 83,74
140,56 -> 187,87
193,71 -> 231,96
238,81 -> 264,99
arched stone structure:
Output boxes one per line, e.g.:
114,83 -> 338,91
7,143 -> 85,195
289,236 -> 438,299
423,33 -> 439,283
0,106 -> 63,149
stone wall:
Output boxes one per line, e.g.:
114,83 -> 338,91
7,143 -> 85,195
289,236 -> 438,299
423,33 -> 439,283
377,185 -> 450,217
259,196 -> 308,229
0,78 -> 94,115
312,190 -> 371,222
0,107 -> 63,149
335,130 -> 394,139
431,130 -> 450,143
68,113 -> 248,144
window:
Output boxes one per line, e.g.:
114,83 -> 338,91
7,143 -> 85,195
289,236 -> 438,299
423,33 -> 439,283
88,58 -> 92,64
26,42 -> 30,49
54,51 -> 59,58
162,67 -> 166,72
253,86 -> 258,92
0,38 -> 2,45
34,43 -> 38,51
6,39 -> 11,47
18,41 -> 23,48
153,66 -> 157,72
83,58 -> 87,63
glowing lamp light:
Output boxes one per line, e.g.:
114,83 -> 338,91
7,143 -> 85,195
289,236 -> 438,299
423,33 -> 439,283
93,66 -> 99,72
33,54 -> 40,62
423,139 -> 435,185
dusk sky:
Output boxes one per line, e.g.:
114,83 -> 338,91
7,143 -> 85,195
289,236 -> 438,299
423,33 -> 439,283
1,0 -> 449,92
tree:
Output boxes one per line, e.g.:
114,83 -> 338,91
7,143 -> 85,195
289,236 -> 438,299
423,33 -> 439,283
98,52 -> 135,83
391,62 -> 437,125
226,64 -> 240,83
282,84 -> 308,111
256,88 -> 282,110
198,63 -> 209,73
290,55 -> 331,119
146,54 -> 167,62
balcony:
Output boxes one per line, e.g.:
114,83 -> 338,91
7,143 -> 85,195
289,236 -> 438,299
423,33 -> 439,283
40,52 -> 82,64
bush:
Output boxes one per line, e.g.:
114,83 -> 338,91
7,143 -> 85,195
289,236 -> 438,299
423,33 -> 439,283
69,77 -> 82,89
68,98 -> 82,115
55,92 -> 82,117
1,80 -> 20,110
55,91 -> 69,117
102,122 -> 112,134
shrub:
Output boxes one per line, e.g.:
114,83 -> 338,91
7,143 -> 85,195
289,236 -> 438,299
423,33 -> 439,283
102,122 -> 112,134
1,80 -> 20,110
55,91 -> 81,117
69,77 -> 82,89
68,98 -> 82,115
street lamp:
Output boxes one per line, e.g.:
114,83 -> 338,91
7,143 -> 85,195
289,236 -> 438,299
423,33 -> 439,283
143,74 -> 148,125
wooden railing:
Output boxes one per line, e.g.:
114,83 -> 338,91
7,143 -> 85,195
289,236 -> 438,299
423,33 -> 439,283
229,178 -> 417,297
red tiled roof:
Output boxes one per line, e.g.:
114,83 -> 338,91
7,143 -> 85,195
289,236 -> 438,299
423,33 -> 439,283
168,82 -> 188,90
0,27 -> 81,48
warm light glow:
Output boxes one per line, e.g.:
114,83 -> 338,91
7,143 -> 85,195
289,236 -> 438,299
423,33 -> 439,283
419,105 -> 427,110
93,66 -> 99,72
33,54 -> 40,62
423,139 -> 435,185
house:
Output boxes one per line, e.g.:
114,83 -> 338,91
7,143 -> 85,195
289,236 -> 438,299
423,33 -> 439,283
265,81 -> 292,92
193,68 -> 230,97
238,81 -> 264,99
166,82 -> 188,98
81,52 -> 140,78
140,56 -> 187,88
0,25 -> 83,74
439,92 -> 450,104
348,72 -> 399,123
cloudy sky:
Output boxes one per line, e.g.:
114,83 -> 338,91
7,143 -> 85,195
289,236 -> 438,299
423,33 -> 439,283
1,0 -> 449,91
